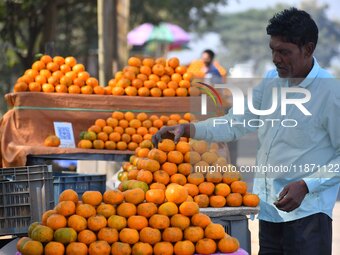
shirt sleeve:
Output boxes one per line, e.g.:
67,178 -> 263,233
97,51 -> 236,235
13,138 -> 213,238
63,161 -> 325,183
193,77 -> 269,142
303,83 -> 340,193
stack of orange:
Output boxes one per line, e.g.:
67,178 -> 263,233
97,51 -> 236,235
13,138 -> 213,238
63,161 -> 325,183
78,111 -> 193,151
13,55 -> 107,94
106,57 -> 201,97
122,138 -> 260,208
17,188 -> 241,255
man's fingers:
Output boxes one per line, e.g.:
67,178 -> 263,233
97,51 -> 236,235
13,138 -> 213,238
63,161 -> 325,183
278,186 -> 289,201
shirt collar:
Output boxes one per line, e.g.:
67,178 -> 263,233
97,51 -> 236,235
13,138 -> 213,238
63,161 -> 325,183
293,57 -> 320,88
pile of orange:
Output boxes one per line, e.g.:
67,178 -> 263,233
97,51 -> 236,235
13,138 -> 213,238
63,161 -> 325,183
13,55 -> 106,94
77,111 -> 193,151
106,57 -> 201,97
121,138 -> 260,208
17,188 -> 240,255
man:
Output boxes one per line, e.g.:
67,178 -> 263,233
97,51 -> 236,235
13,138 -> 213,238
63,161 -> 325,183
201,49 -> 222,83
153,8 -> 340,255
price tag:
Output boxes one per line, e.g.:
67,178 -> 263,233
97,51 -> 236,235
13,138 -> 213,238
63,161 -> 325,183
53,122 -> 76,148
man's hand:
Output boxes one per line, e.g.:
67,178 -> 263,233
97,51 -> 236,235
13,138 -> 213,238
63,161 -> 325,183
274,180 -> 309,212
152,123 -> 193,148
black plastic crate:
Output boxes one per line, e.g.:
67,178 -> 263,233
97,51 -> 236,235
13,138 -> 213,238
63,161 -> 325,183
0,165 -> 54,236
53,172 -> 106,204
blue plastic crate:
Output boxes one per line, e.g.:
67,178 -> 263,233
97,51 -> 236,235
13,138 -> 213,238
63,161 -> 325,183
0,165 -> 54,236
53,173 -> 106,204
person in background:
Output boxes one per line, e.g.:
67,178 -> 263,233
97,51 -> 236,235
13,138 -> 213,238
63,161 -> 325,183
153,8 -> 340,255
201,49 -> 223,83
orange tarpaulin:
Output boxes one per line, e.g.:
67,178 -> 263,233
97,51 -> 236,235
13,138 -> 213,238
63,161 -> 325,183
0,92 -> 214,167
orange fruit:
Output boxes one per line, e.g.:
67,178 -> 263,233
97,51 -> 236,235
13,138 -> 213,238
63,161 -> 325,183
183,183 -> 199,197
170,214 -> 190,230
205,223 -> 225,239
72,63 -> 85,73
191,213 -> 211,228
65,56 -> 77,67
32,61 -> 45,71
167,57 -> 180,68
44,135 -> 60,147
196,238 -> 217,255
218,236 -> 240,253
170,173 -> 187,185
209,195 -> 227,207
97,228 -> 118,244
46,214 -> 67,230
94,86 -> 105,95
162,227 -> 183,243
142,58 -> 154,67
117,202 -> 137,218
198,182 -> 215,195
44,241 -> 65,255
242,193 -> 260,207
87,215 -> 107,232
67,214 -> 87,232
194,194 -> 210,208
59,189 -> 78,203
40,55 -> 53,64
178,201 -> 199,216
136,202 -> 158,218
96,203 -> 116,218
119,228 -> 139,245
150,87 -> 162,97
107,215 -> 127,230
158,139 -> 175,152
230,180 -> 247,194
77,229 -> 97,245
162,88 -> 176,97
132,243 -> 153,255
88,241 -> 111,255
149,214 -> 170,229
66,242 -> 88,255
68,85 -> 81,94
128,57 -> 142,67
145,189 -> 165,204
161,162 -> 177,176
215,183 -> 231,197
154,242 -> 173,255
167,81 -> 178,90
165,183 -> 188,204
82,191 -> 102,206
176,87 -> 188,96
78,71 -> 90,81
124,188 -> 145,205
127,215 -> 148,230
76,204 -> 96,218
156,80 -> 167,90
184,226 -> 204,243
55,201 -> 76,216
173,240 -> 195,255
111,242 -> 131,255
158,201 -> 178,216
86,77 -> 99,87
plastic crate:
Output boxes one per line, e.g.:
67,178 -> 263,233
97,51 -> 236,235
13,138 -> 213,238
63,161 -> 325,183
53,173 -> 106,204
0,165 -> 54,236
209,215 -> 251,254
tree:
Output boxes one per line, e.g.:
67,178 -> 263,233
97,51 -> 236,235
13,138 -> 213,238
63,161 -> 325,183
129,0 -> 229,30
211,2 -> 340,74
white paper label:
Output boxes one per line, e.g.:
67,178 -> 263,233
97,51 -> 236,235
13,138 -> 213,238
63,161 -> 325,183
53,122 -> 76,148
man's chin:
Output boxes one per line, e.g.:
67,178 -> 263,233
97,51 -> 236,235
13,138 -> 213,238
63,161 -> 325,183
277,69 -> 289,78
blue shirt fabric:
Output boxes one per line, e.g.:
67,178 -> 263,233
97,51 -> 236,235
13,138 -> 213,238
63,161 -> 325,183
193,58 -> 340,222
205,64 -> 222,84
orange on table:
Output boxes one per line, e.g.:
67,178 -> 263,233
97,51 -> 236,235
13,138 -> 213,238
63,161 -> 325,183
137,73 -> 148,81
165,66 -> 175,76
104,86 -> 112,95
86,77 -> 99,87
72,63 -> 85,73
138,87 -> 150,97
13,82 -> 28,92
65,71 -> 77,81
140,65 -> 151,76
53,56 -> 65,65
112,86 -> 125,95
52,70 -> 63,80
35,75 -> 47,85
32,60 -> 45,71
175,65 -> 187,75
40,55 -> 53,64
73,77 -> 85,87
144,80 -> 156,89
94,86 -> 105,95
55,84 -> 68,93
17,75 -> 33,84
65,56 -> 77,67
156,81 -> 167,90
182,72 -> 193,81
128,57 -> 142,67
131,78 -> 143,88
47,76 -> 58,86
116,78 -> 130,88
78,71 -> 90,81
60,76 -> 72,86
163,88 -> 176,97
68,85 -> 80,94
42,83 -> 55,93
25,69 -> 39,78
46,62 -> 59,72
142,58 -> 154,67
60,64 -> 71,74
28,82 -> 41,92
167,57 -> 180,68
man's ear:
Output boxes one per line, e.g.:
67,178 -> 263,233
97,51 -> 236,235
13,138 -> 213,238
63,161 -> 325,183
303,42 -> 315,57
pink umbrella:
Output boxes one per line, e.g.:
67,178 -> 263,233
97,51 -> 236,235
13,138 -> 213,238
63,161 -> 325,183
128,22 -> 190,46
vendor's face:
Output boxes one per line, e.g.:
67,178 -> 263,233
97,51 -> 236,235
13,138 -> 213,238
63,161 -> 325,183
202,52 -> 212,66
270,36 -> 312,79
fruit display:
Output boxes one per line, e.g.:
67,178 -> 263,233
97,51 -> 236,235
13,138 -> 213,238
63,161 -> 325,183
106,57 -> 201,97
13,55 -> 107,94
77,111 -> 193,151
17,188 -> 241,255
119,138 -> 260,208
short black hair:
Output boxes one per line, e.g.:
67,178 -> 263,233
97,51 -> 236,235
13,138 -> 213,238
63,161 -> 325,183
266,7 -> 318,49
203,49 -> 215,60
